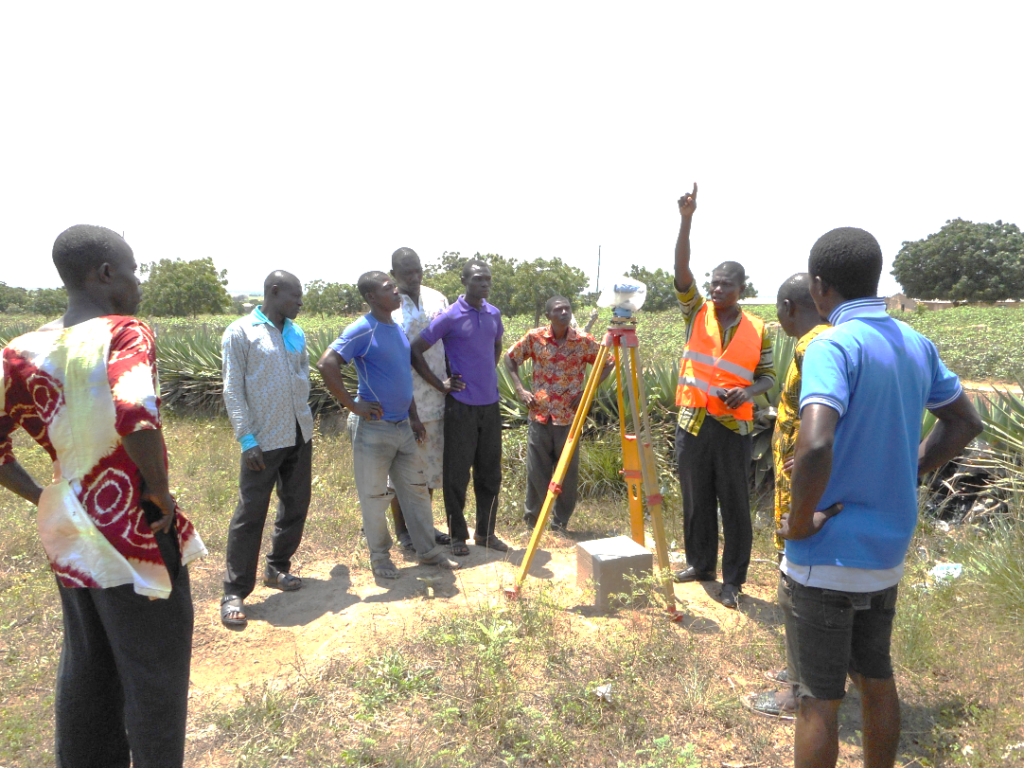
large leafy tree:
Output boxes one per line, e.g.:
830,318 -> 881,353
140,257 -> 231,317
303,280 -> 365,315
626,264 -> 676,312
892,219 -> 1024,302
424,252 -> 590,323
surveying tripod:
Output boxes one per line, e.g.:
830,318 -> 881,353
507,316 -> 677,613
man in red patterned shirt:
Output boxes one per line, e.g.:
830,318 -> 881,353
505,296 -> 612,533
0,225 -> 205,767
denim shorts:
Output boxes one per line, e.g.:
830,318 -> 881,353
779,572 -> 898,700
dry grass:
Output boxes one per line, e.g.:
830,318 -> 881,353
1,416 -> 1022,767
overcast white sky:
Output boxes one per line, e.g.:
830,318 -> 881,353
3,2 -> 1022,300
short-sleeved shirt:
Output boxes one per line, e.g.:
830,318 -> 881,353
507,326 -> 601,425
418,296 -> 503,407
393,285 -> 449,422
784,298 -> 962,579
0,316 -> 207,597
330,314 -> 414,422
674,282 -> 775,436
771,323 -> 829,552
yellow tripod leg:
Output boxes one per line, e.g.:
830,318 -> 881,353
510,345 -> 609,596
626,346 -> 675,618
614,345 -> 645,544
623,346 -> 677,613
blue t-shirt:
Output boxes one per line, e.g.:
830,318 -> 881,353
330,314 -> 414,422
787,298 -> 962,571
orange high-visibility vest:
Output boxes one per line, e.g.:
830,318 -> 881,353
675,304 -> 765,422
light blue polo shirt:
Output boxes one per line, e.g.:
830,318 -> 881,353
783,297 -> 962,582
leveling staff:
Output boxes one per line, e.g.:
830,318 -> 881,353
671,183 -> 776,610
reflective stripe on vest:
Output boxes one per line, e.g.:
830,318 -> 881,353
675,303 -> 765,422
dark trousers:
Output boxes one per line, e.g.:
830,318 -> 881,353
525,420 -> 580,526
443,397 -> 502,542
674,416 -> 753,587
55,528 -> 193,768
223,422 -> 312,598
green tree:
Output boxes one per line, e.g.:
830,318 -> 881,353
303,280 -> 365,315
28,287 -> 67,316
702,272 -> 759,299
140,257 -> 231,317
892,218 -> 1024,302
0,282 -> 30,314
424,252 -> 590,322
626,265 -> 677,312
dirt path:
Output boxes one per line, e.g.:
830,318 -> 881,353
188,536 -> 773,705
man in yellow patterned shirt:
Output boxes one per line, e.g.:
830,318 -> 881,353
745,272 -> 828,719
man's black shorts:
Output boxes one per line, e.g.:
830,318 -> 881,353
779,572 -> 898,700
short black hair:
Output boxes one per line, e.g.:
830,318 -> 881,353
391,247 -> 419,270
808,227 -> 882,300
52,224 -> 127,290
545,295 -> 571,314
264,270 -> 300,296
713,261 -> 746,285
777,273 -> 817,309
357,270 -> 389,298
462,258 -> 490,280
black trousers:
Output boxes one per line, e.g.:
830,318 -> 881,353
443,397 -> 502,542
55,528 -> 193,768
223,422 -> 312,598
674,416 -> 753,587
524,420 -> 580,526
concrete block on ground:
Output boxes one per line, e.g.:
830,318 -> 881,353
576,535 -> 653,611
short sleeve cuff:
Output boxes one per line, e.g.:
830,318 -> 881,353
800,395 -> 846,418
240,434 -> 259,451
926,382 -> 963,410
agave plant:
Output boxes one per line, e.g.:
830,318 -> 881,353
749,329 -> 796,492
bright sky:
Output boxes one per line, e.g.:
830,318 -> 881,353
4,2 -> 1022,300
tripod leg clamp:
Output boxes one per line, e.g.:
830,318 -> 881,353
547,481 -> 563,496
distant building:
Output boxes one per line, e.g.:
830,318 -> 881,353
885,293 -> 917,312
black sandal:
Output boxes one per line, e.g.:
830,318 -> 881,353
220,595 -> 247,628
451,540 -> 470,556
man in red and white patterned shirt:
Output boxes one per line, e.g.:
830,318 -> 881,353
0,225 -> 205,767
505,296 -> 612,532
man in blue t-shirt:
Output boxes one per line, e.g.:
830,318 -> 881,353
317,271 -> 459,579
778,227 -> 982,768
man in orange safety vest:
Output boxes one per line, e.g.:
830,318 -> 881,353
670,183 -> 776,609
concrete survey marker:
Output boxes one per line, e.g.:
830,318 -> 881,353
577,535 -> 653,611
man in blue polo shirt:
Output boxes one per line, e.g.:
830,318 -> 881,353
317,271 -> 459,579
411,259 -> 507,556
778,227 -> 982,768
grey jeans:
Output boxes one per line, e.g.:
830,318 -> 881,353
524,420 -> 580,526
349,415 -> 445,563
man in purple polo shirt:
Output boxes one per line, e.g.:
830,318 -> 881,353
411,259 -> 507,556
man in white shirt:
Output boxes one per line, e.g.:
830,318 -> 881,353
388,248 -> 452,549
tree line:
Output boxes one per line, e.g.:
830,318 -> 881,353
4,218 -> 1021,317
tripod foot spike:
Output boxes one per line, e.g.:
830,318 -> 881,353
503,586 -> 521,601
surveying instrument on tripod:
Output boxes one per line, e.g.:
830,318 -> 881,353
506,279 -> 678,614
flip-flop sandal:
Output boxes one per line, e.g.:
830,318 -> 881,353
220,595 -> 247,628
451,540 -> 470,557
765,669 -> 789,684
372,561 -> 401,579
264,571 -> 302,591
742,691 -> 796,721
434,530 -> 452,545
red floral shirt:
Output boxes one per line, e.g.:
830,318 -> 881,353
1,316 -> 205,597
507,326 -> 601,425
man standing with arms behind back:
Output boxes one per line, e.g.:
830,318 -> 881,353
671,183 -> 776,609
388,247 -> 451,551
779,227 -> 982,768
411,259 -> 507,556
0,225 -> 206,767
220,271 -> 314,628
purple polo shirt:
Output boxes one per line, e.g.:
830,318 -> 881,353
418,295 -> 504,406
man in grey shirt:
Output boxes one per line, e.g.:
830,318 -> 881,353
220,271 -> 314,628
